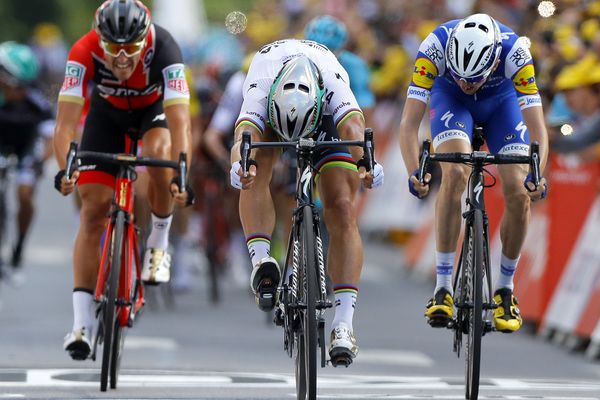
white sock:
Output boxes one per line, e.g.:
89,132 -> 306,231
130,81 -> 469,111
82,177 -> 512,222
246,234 -> 271,267
331,286 -> 358,331
146,213 -> 173,250
72,289 -> 93,332
435,251 -> 455,295
497,253 -> 519,291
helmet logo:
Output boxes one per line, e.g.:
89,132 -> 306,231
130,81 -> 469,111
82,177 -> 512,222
290,106 -> 296,115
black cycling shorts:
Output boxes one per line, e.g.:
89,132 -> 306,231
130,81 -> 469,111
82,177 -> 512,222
78,95 -> 168,187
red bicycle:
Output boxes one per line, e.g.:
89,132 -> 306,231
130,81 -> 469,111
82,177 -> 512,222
64,135 -> 187,391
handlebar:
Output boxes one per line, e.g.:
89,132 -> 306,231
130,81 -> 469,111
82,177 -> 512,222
239,129 -> 376,176
64,141 -> 188,187
417,139 -> 542,189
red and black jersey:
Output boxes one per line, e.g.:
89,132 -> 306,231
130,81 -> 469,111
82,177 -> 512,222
59,24 -> 189,110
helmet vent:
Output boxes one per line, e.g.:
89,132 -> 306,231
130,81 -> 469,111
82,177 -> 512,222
283,83 -> 295,90
298,84 -> 309,93
465,22 -> 476,28
478,24 -> 489,33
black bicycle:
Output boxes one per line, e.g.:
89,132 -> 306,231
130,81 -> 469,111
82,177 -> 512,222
240,128 -> 375,400
418,128 -> 541,400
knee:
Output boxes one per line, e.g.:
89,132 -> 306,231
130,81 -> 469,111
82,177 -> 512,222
441,165 -> 468,198
323,197 -> 356,231
79,198 -> 110,234
504,190 -> 530,217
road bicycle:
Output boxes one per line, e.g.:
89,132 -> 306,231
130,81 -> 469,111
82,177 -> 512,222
64,134 -> 187,391
0,149 -> 17,276
418,128 -> 541,400
240,128 -> 375,400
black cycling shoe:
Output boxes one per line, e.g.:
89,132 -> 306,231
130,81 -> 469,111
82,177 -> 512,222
250,257 -> 281,312
425,287 -> 453,328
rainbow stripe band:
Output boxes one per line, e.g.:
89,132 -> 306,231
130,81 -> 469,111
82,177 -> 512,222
246,233 -> 271,245
235,119 -> 263,134
314,153 -> 358,184
333,285 -> 359,295
335,109 -> 364,130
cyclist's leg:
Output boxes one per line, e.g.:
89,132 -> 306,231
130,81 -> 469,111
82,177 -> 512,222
483,95 -> 529,332
140,104 -> 175,284
426,91 -> 474,321
12,152 -> 38,271
313,117 -> 360,359
238,128 -> 279,309
64,96 -> 123,359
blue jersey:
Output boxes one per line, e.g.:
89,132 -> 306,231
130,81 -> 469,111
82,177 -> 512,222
407,20 -> 541,109
339,50 -> 375,109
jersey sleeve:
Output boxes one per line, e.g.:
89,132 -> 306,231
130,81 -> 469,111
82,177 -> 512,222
406,26 -> 448,104
504,36 -> 542,110
58,34 -> 95,105
155,30 -> 190,107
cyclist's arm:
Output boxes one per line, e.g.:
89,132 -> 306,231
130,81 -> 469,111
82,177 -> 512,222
164,103 -> 192,167
231,122 -> 261,164
53,101 -> 83,170
398,98 -> 428,174
337,113 -> 366,162
521,105 -> 549,173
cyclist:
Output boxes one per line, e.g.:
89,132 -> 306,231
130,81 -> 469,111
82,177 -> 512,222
0,42 -> 54,279
54,0 -> 193,360
230,39 -> 384,365
399,13 -> 548,333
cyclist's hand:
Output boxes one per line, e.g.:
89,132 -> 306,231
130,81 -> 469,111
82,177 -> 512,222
54,169 -> 79,196
408,169 -> 431,199
230,160 -> 257,190
524,174 -> 548,202
170,178 -> 195,207
359,162 -> 384,189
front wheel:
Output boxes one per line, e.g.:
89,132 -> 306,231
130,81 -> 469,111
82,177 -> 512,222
465,210 -> 484,400
100,211 -> 125,392
301,206 -> 318,400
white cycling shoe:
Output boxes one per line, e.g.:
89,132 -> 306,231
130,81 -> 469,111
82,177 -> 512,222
250,256 -> 281,312
141,248 -> 171,285
329,322 -> 358,367
63,327 -> 92,361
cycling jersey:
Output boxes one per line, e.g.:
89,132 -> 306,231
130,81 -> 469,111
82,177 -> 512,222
237,39 -> 363,134
0,88 -> 54,185
408,20 -> 540,155
59,24 -> 189,110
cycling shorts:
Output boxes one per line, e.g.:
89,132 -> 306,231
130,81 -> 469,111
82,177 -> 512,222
78,95 -> 168,187
429,83 -> 530,156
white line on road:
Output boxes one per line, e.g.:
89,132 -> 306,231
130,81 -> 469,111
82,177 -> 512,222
124,336 -> 179,350
357,349 -> 434,367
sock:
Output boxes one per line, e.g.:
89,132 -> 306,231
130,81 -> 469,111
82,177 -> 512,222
497,253 -> 519,291
246,233 -> 271,267
332,285 -> 358,331
146,213 -> 173,250
72,288 -> 94,333
435,251 -> 455,294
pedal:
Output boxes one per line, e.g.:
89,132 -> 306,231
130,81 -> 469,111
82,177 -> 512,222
256,287 -> 277,312
427,316 -> 451,328
329,348 -> 354,368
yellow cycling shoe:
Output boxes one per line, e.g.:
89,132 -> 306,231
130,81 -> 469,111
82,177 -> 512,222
425,287 -> 453,327
493,287 -> 523,333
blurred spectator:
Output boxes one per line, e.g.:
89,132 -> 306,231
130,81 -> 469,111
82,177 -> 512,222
28,23 -> 67,100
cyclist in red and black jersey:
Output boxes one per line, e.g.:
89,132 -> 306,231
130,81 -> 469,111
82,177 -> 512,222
53,0 -> 193,360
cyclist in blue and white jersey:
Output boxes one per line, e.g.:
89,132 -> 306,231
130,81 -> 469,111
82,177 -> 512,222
398,14 -> 549,333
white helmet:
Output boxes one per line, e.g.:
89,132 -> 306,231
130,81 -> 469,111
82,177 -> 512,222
268,55 -> 325,141
446,13 -> 502,82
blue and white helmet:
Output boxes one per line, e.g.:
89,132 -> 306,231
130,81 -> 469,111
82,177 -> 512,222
445,13 -> 502,82
304,15 -> 347,53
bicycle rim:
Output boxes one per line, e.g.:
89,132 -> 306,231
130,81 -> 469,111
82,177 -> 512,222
100,211 -> 125,392
465,210 -> 484,400
110,317 -> 125,388
301,206 -> 318,400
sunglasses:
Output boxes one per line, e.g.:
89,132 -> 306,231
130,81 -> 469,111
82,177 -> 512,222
100,38 -> 146,57
449,68 -> 493,85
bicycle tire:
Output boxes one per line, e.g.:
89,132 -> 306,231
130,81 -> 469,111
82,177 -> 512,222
110,317 -> 124,388
0,188 -> 7,265
100,211 -> 125,392
295,332 -> 307,400
465,210 -> 484,400
301,205 -> 318,400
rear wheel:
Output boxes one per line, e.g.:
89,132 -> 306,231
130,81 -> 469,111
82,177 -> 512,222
295,333 -> 307,400
100,211 -> 125,392
465,210 -> 484,400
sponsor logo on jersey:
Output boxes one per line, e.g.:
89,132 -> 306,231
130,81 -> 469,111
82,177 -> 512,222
424,42 -> 443,63
332,101 -> 351,117
165,66 -> 189,94
518,94 -> 542,108
97,83 -> 160,97
412,57 -> 438,89
509,46 -> 531,68
499,143 -> 529,155
433,129 -> 470,149
504,133 -> 516,141
456,121 -> 465,129
407,86 -> 429,102
513,64 -> 538,94
61,62 -> 84,91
